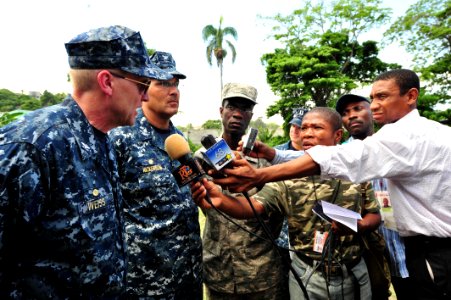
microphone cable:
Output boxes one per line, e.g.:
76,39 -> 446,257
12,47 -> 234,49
201,187 -> 276,246
240,191 -> 310,300
201,190 -> 309,299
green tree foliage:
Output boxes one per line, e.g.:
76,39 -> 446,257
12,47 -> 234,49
262,0 -> 400,126
40,90 -> 65,107
0,89 -> 65,112
250,117 -> 280,131
0,89 -> 25,111
188,138 -> 202,153
249,117 -> 285,146
257,127 -> 277,145
21,98 -> 41,110
249,117 -> 267,132
0,110 -> 29,127
0,88 -> 66,126
385,0 -> 450,125
202,16 -> 238,91
417,90 -> 451,125
202,119 -> 222,129
267,135 -> 288,147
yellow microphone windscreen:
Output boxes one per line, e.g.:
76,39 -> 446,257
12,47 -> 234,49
164,134 -> 191,160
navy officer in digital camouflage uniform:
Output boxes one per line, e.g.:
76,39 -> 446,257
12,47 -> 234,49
0,25 -> 171,299
109,51 -> 202,299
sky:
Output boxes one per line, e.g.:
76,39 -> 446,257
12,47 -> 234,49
0,0 -> 416,127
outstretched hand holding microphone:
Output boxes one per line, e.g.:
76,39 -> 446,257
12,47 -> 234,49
164,133 -> 230,210
196,127 -> 272,193
209,137 -> 277,193
164,130 -> 263,209
164,131 -> 270,225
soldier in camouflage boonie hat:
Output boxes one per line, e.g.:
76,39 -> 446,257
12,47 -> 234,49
65,25 -> 172,81
150,51 -> 186,79
222,82 -> 258,104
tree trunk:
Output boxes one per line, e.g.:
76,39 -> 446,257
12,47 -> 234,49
219,62 -> 224,100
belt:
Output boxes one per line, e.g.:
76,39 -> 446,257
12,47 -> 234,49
296,252 -> 360,277
404,235 -> 451,249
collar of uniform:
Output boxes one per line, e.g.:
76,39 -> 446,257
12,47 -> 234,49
135,108 -> 179,150
63,96 -> 102,161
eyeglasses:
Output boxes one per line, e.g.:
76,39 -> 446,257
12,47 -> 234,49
109,72 -> 151,94
153,81 -> 180,88
225,104 -> 253,114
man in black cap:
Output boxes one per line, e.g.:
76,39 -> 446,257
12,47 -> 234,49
109,51 -> 202,299
335,94 -> 373,140
0,25 -> 170,298
336,93 -> 412,300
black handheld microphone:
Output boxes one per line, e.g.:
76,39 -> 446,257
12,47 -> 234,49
242,127 -> 259,156
165,134 -> 206,186
200,134 -> 217,150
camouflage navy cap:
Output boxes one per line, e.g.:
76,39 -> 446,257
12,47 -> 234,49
289,107 -> 309,127
222,83 -> 257,104
150,51 -> 186,79
65,25 -> 172,80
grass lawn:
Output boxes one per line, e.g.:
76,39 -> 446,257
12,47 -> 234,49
198,209 -> 207,298
198,209 -> 206,235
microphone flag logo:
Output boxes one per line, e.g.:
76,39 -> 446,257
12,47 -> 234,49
178,165 -> 193,180
172,159 -> 205,186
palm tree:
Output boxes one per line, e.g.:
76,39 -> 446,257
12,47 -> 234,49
202,16 -> 238,94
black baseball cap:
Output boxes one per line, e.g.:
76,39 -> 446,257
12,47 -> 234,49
335,94 -> 370,115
